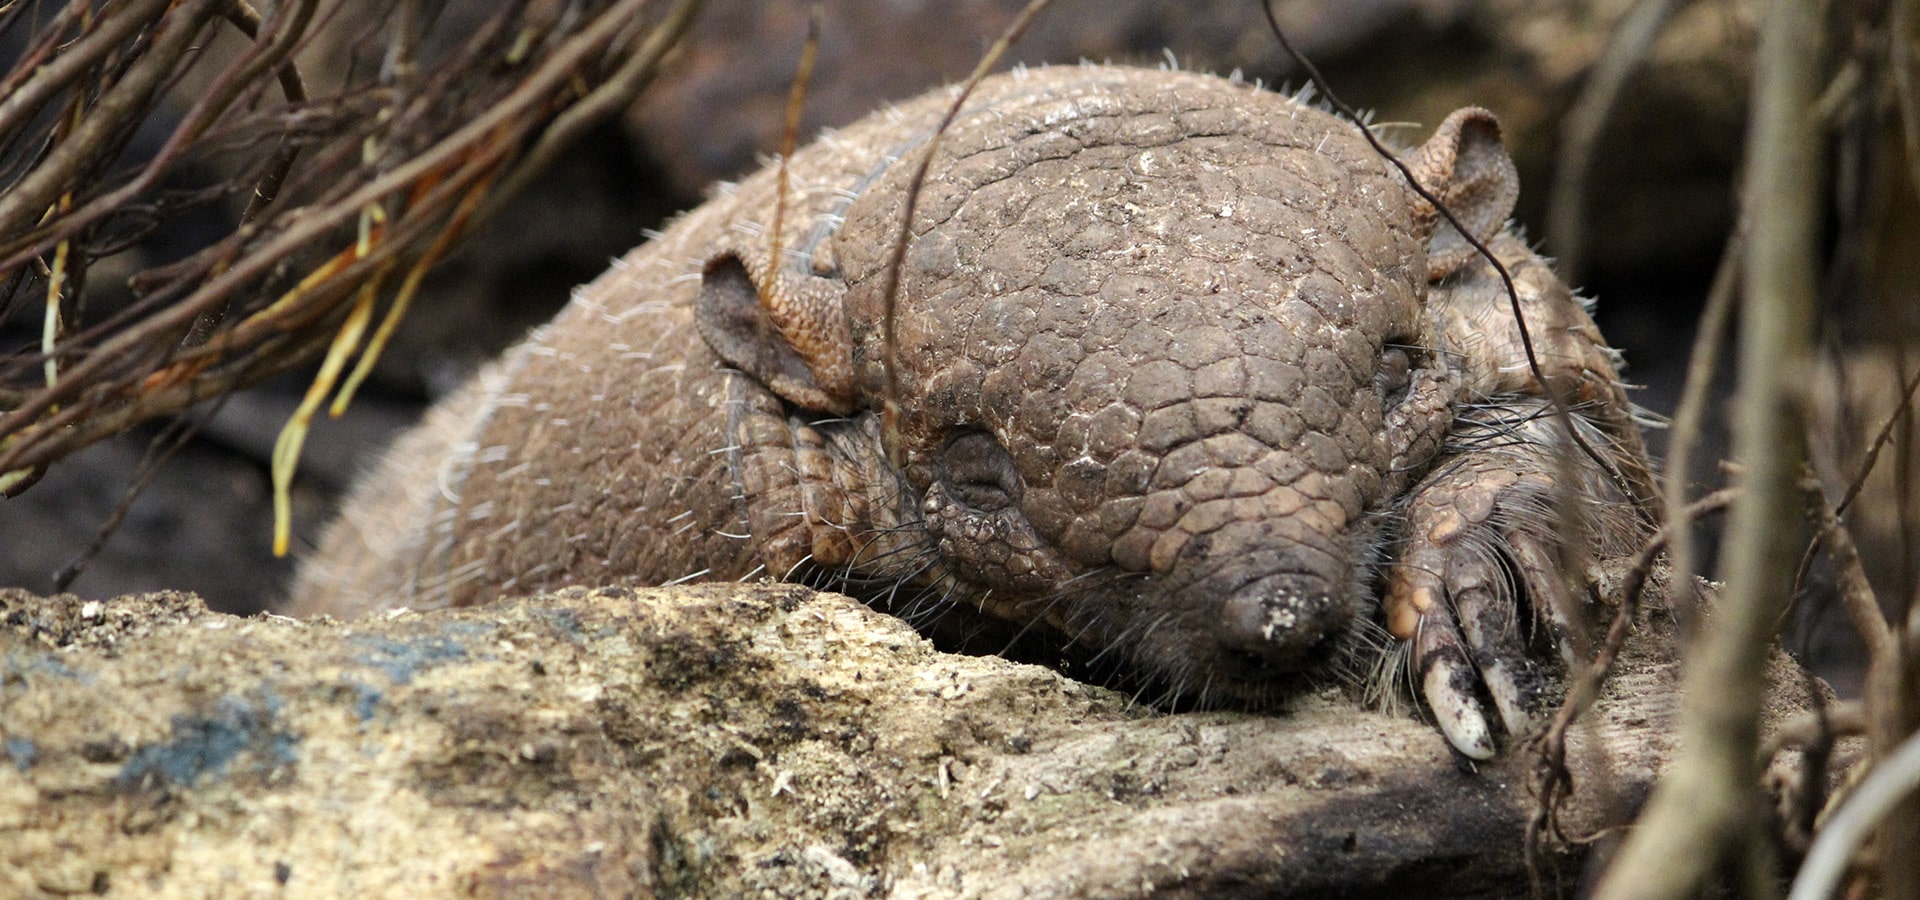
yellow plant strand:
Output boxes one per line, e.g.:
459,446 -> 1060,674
333,170 -> 495,415
270,269 -> 386,555
38,184 -> 74,388
269,204 -> 388,556
42,234 -> 67,388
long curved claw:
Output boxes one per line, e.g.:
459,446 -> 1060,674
1415,608 -> 1497,760
1384,390 -> 1655,759
1503,533 -> 1583,667
1388,456 -> 1582,756
1393,556 -> 1504,759
1447,557 -> 1546,740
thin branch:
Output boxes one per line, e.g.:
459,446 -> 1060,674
0,0 -> 177,140
1530,488 -> 1738,843
765,3 -> 820,285
1663,222 -> 1745,632
472,0 -> 702,223
0,0 -> 680,479
0,0 -> 222,243
1799,471 -> 1898,661
219,0 -> 312,226
0,0 -> 318,269
878,0 -> 1055,468
1261,0 -> 1660,523
1763,701 -> 1869,760
1832,364 -> 1920,520
53,406 -> 221,592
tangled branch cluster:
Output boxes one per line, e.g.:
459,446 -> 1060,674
0,0 -> 698,532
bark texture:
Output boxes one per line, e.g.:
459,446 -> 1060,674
0,583 -> 1831,898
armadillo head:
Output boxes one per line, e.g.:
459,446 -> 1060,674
695,68 -> 1519,702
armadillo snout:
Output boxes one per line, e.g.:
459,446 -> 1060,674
1216,574 -> 1350,672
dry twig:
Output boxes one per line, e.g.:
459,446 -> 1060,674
1528,488 -> 1736,852
0,0 -> 702,527
877,0 -> 1056,468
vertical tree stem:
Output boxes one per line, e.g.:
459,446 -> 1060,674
1593,0 -> 1826,895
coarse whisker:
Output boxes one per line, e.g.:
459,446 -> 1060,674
1083,608 -> 1168,670
779,554 -> 817,582
991,589 -> 1079,658
1142,677 -> 1187,712
662,568 -> 713,587
839,537 -> 939,588
1122,677 -> 1161,714
862,555 -> 941,612
892,576 -> 962,631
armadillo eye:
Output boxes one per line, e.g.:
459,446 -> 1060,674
1376,345 -> 1413,407
937,431 -> 1022,512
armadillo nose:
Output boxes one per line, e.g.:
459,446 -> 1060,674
1218,574 -> 1349,672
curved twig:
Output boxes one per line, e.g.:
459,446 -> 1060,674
1260,0 -> 1659,523
877,0 -> 1054,468
0,0 -> 222,245
0,0 -> 178,141
1528,488 -> 1737,843
1788,730 -> 1920,900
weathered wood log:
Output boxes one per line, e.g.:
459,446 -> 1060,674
0,583 -> 1832,897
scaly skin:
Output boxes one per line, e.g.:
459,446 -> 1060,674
291,65 -> 1657,760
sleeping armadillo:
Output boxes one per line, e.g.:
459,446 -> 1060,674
291,64 -> 1660,760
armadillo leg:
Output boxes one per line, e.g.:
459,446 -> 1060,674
1387,398 -> 1641,757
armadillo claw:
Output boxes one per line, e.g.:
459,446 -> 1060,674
1401,557 -> 1530,760
1389,457 -> 1582,757
1416,619 -> 1497,760
1503,535 -> 1582,666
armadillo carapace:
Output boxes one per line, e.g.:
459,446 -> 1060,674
292,65 -> 1659,759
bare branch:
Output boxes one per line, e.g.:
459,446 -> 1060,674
0,0 -> 702,488
878,0 -> 1055,468
1661,222 -> 1744,632
0,0 -> 222,243
1799,472 -> 1898,661
1593,0 -> 1828,893
0,0 -> 177,141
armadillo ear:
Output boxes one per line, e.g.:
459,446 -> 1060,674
695,250 -> 857,415
1406,108 -> 1519,281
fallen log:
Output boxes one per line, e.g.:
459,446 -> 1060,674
0,583 -> 1830,897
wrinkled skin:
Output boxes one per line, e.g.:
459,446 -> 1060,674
292,66 -> 1658,759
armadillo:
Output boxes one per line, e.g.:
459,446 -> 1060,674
291,64 -> 1660,760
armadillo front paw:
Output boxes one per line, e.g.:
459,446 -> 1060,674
1387,463 -> 1583,760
